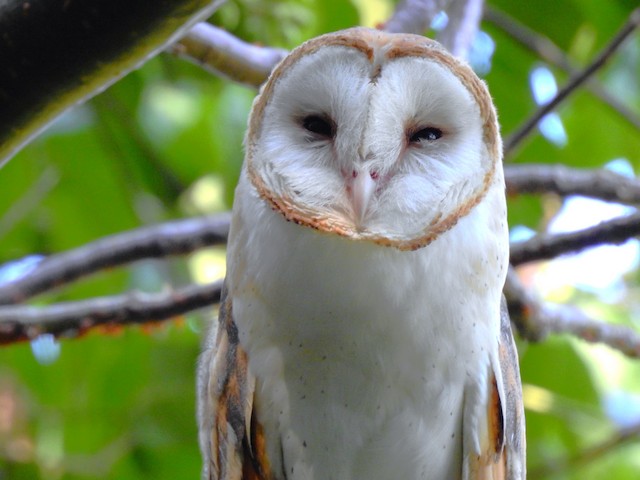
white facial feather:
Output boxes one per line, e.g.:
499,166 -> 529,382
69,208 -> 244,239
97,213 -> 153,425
250,44 -> 492,244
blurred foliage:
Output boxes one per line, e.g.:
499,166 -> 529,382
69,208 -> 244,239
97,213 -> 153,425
1,0 -> 640,478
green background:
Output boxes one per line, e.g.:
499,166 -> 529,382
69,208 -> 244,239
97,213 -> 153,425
1,0 -> 640,478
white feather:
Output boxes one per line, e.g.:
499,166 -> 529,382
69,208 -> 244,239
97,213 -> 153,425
222,34 -> 512,479
226,169 -> 507,479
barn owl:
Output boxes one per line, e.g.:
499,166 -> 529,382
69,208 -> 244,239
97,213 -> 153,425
198,27 -> 525,480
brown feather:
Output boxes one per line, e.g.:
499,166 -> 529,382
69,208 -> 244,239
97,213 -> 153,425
466,371 -> 506,480
465,298 -> 525,480
199,284 -> 274,479
497,297 -> 526,479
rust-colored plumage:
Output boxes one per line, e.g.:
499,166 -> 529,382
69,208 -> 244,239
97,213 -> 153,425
199,285 -> 272,480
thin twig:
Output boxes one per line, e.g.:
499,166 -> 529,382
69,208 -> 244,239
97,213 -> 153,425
0,167 -> 60,241
510,211 -> 640,266
503,8 -> 640,156
504,268 -> 640,357
0,281 -> 223,344
505,164 -> 640,205
0,214 -> 230,305
170,23 -> 288,88
484,6 -> 640,132
92,93 -> 185,199
483,6 -> 571,69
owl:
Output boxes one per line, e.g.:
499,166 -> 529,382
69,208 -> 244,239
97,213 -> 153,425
198,27 -> 525,480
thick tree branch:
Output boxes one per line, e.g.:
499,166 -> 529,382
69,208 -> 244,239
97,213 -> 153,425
505,164 -> 640,205
505,269 -> 640,357
0,281 -> 222,345
170,23 -> 288,88
0,214 -> 230,305
484,6 -> 640,132
0,0 -> 223,167
503,8 -> 640,156
510,211 -> 640,266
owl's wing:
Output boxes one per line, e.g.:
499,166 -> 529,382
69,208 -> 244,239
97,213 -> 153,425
197,282 -> 272,480
463,297 -> 526,480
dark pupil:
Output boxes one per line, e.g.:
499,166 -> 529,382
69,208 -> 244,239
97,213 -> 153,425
303,115 -> 333,138
410,127 -> 443,142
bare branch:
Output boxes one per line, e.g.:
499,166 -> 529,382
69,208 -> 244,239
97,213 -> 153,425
505,268 -> 640,357
169,0 -> 486,88
503,8 -> 640,156
484,6 -> 640,132
1,212 -> 639,351
0,281 -> 222,344
382,0 -> 448,34
483,6 -> 571,70
3,206 -> 640,309
170,23 -> 288,88
510,211 -> 640,266
0,214 -> 230,305
437,0 -> 484,59
505,164 -> 640,205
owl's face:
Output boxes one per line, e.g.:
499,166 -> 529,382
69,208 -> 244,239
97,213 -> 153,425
246,28 -> 501,250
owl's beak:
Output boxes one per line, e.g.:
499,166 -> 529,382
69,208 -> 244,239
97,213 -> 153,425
350,169 -> 377,224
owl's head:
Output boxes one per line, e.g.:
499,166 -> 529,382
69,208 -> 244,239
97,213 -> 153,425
246,27 -> 502,251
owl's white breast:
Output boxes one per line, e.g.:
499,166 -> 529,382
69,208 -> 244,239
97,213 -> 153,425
227,169 -> 508,480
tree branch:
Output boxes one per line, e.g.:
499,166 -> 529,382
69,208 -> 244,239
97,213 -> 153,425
505,268 -> 640,357
3,207 -> 640,309
0,0 -> 223,167
503,7 -> 640,156
437,0 -> 484,59
504,164 -> 640,205
170,23 -> 288,88
171,0 -> 476,89
510,211 -> 640,266
0,214 -> 230,305
484,6 -> 640,132
5,248 -> 640,360
0,281 -> 222,344
383,0 -> 448,35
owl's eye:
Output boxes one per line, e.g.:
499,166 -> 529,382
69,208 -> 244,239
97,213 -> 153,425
409,127 -> 443,143
302,115 -> 335,139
